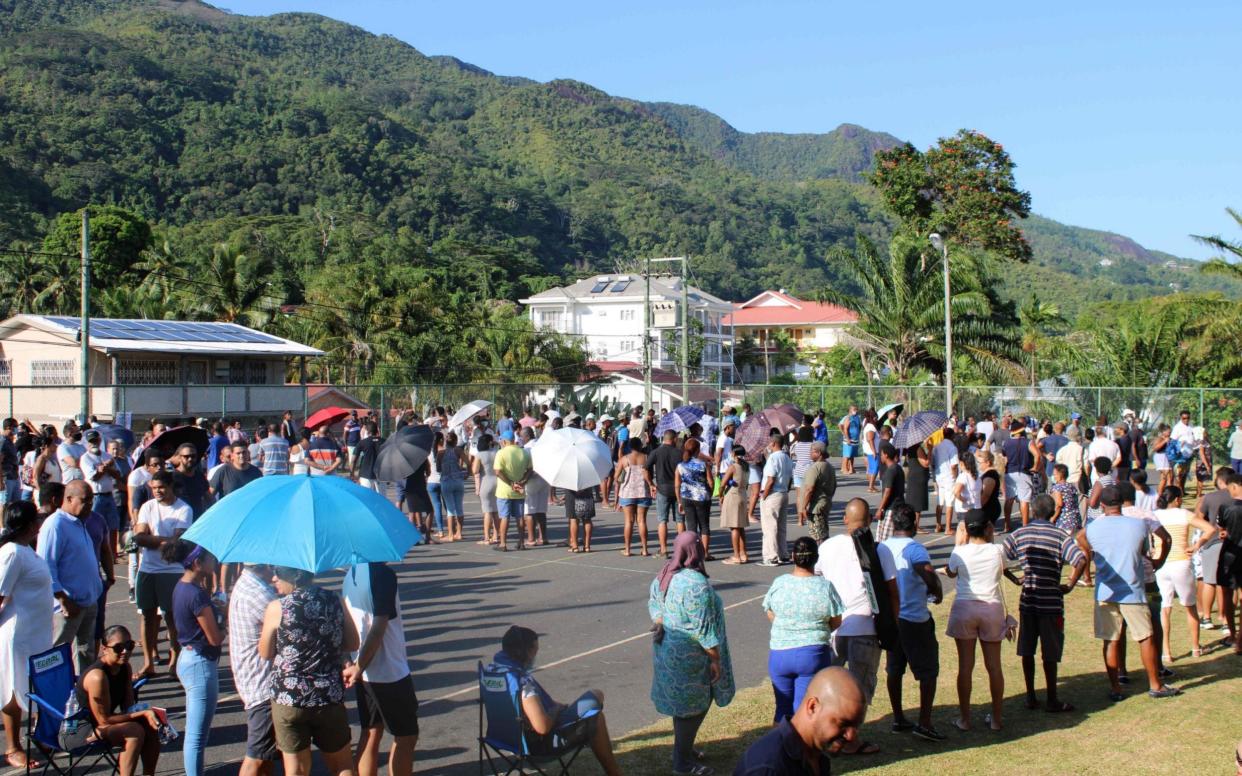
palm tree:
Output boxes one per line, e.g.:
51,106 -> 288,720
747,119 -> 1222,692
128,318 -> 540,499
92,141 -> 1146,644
1018,293 -> 1066,387
194,243 -> 279,326
819,235 -> 1022,385
1193,207 -> 1242,280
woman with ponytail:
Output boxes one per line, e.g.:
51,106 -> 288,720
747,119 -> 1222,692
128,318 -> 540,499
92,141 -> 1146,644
0,501 -> 51,768
1153,485 -> 1216,662
762,536 -> 844,721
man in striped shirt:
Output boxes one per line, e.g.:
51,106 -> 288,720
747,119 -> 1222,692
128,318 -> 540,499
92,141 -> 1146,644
1002,494 -> 1088,712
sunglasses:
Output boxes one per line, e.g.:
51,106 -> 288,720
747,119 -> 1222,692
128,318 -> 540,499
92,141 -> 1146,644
106,640 -> 136,655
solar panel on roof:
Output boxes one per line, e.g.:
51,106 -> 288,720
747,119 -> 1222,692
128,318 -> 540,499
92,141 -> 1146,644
589,279 -> 610,294
40,316 -> 284,344
610,280 -> 631,293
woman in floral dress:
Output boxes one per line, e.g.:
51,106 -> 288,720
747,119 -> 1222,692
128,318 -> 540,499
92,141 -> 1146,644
1049,463 -> 1081,533
648,531 -> 733,776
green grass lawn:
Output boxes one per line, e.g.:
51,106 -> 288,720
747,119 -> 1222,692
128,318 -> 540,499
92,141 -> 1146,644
587,578 -> 1242,775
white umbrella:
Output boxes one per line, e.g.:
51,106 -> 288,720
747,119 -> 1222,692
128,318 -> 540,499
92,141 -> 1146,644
449,399 -> 492,429
530,428 -> 612,491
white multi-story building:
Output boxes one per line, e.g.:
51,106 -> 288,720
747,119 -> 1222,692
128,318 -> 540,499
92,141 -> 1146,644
520,274 -> 734,383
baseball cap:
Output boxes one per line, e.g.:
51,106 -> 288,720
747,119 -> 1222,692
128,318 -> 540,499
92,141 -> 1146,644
85,430 -> 101,443
1070,412 -> 1082,420
500,429 -> 516,442
722,416 -> 739,428
586,412 -> 597,420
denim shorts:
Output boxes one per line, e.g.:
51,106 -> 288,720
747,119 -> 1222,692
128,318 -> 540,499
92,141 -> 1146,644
498,498 -> 525,519
866,454 -> 880,475
619,497 -> 652,508
654,492 -> 677,523
842,444 -> 858,459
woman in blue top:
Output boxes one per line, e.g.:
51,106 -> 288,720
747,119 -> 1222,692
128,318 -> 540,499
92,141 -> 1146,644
674,438 -> 715,560
648,531 -> 734,776
762,536 -> 843,721
167,540 -> 223,776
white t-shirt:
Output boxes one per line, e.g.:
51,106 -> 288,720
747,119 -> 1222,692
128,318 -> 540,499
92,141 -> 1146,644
861,423 -> 878,456
80,449 -> 116,494
947,543 -> 1004,604
932,440 -> 959,484
1087,438 -> 1120,469
136,498 -> 193,574
1170,421 -> 1195,447
715,434 -> 734,473
953,471 -> 980,512
814,534 -> 896,637
57,441 -> 85,469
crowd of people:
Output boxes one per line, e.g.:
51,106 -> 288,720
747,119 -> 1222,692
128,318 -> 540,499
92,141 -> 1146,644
0,397 -> 1239,775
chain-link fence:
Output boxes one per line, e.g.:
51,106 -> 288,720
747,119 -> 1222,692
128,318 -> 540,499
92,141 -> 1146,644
6,382 -> 1241,459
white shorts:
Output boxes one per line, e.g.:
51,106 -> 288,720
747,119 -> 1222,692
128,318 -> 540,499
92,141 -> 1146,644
1154,453 -> 1170,471
1005,472 -> 1033,503
1156,559 -> 1195,607
358,477 -> 383,494
936,479 -> 956,508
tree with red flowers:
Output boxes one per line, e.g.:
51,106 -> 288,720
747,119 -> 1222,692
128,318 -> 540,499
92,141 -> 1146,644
867,130 -> 1033,262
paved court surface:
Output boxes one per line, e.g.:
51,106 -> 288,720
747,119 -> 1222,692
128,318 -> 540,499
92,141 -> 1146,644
102,469 -> 963,774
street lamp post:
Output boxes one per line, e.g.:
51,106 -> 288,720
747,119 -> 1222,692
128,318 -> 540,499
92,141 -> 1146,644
929,233 -> 952,415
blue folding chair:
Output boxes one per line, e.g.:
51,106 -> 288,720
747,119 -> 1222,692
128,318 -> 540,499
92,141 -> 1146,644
477,661 -> 598,776
26,644 -> 119,776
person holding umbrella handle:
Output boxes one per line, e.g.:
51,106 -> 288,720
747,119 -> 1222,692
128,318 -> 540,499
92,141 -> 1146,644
493,430 -> 532,552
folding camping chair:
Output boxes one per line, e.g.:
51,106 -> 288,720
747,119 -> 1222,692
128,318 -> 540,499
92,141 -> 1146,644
26,644 -> 122,776
477,661 -> 598,776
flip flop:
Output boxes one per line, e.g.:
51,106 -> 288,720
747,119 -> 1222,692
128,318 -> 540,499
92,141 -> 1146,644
721,557 -> 741,565
620,550 -> 632,557
951,719 -> 970,733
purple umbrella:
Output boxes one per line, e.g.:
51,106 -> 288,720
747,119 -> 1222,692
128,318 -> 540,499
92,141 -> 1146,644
734,413 -> 773,463
761,404 -> 804,435
655,406 -> 705,436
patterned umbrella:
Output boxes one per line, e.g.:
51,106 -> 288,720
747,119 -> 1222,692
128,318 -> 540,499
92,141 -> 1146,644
655,405 -> 705,435
892,410 -> 948,450
761,404 -> 804,434
734,413 -> 773,462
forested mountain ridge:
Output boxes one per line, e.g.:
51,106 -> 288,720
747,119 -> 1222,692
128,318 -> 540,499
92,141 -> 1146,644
0,0 -> 1230,310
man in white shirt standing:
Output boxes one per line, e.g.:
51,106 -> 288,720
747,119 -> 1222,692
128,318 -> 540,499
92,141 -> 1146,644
760,437 -> 793,567
814,497 -> 898,755
931,427 -> 960,534
1170,410 -> 1197,489
1086,427 -> 1121,480
80,429 -> 123,549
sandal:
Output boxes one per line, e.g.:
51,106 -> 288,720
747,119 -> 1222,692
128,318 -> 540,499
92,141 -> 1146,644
951,718 -> 970,732
5,749 -> 43,769
568,547 -> 581,553
620,549 -> 632,557
721,557 -> 741,565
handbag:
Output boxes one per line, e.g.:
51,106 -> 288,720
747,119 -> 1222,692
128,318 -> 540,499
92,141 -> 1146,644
1000,573 -> 1019,643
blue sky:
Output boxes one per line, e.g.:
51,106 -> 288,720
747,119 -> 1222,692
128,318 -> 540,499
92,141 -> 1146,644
227,0 -> 1240,260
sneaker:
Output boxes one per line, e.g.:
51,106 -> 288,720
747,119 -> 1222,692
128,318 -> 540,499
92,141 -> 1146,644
1200,618 -> 1217,630
1117,674 -> 1131,685
1148,685 -> 1182,699
758,560 -> 781,567
128,587 -> 136,604
912,724 -> 947,742
891,719 -> 914,732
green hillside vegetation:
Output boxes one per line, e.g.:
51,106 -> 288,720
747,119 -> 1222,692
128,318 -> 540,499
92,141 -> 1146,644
0,0 -> 1237,384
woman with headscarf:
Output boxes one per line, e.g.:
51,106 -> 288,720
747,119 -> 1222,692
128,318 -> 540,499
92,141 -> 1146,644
0,501 -> 51,768
648,531 -> 734,776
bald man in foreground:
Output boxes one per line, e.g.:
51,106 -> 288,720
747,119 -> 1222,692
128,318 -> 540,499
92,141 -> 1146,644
733,667 -> 866,775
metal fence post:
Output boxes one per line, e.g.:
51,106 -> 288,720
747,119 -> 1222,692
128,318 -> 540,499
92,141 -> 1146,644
221,387 -> 227,420
819,386 -> 825,411
6,385 -> 11,419
379,387 -> 386,437
1199,388 -> 1205,428
1096,387 -> 1102,419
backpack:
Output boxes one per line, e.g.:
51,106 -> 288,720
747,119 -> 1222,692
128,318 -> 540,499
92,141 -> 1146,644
852,527 -> 899,652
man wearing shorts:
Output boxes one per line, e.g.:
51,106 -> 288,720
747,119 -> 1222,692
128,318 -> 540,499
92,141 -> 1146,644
132,470 -> 192,678
229,565 -> 280,776
838,406 -> 862,475
1216,474 -> 1242,652
645,431 -> 682,554
343,562 -> 419,776
1002,420 -> 1038,531
492,430 -> 530,551
1079,486 -> 1180,699
881,505 -> 945,741
1003,494 -> 1087,712
931,428 -> 959,533
1195,467 -> 1238,630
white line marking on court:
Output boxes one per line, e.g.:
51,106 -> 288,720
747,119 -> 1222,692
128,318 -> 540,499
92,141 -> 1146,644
426,592 -> 766,704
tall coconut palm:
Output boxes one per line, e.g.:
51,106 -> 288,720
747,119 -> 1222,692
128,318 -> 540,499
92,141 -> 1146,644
1193,207 -> 1242,280
819,235 -> 1022,385
193,242 -> 278,326
1018,293 -> 1066,387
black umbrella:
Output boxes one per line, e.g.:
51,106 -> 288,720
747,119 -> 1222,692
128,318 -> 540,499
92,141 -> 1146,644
142,425 -> 210,461
376,424 -> 434,482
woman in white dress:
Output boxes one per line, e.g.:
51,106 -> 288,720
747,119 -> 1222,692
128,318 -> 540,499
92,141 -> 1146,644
0,501 -> 52,768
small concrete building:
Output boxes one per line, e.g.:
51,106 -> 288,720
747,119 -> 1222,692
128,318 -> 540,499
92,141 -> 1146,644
0,315 -> 322,425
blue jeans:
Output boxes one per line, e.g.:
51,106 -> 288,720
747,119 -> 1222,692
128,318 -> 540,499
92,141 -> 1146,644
768,644 -> 833,722
427,482 -> 445,533
0,479 -> 20,506
654,492 -> 677,524
441,478 -> 465,517
177,648 -> 219,776
93,492 -> 120,531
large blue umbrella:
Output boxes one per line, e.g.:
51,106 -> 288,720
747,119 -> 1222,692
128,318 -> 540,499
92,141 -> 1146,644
182,475 -> 421,572
892,410 -> 948,450
655,406 -> 705,435
90,423 -> 135,452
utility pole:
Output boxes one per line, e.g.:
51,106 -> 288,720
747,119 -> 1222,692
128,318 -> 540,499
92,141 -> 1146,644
79,209 -> 91,425
680,255 -> 688,408
643,256 -> 652,409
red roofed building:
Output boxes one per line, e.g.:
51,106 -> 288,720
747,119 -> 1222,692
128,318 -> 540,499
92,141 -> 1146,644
723,290 -> 858,380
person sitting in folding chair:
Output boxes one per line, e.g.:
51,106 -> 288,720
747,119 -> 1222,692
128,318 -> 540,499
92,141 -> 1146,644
481,625 -> 623,776
76,625 -> 162,776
